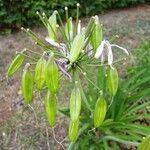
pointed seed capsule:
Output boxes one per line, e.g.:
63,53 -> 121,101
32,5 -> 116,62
21,63 -> 34,104
45,53 -> 59,93
85,17 -> 95,38
94,97 -> 107,128
69,119 -> 79,142
70,83 -> 81,121
48,11 -> 57,41
35,54 -> 46,90
107,67 -> 119,96
65,17 -> 74,41
7,51 -> 25,77
90,16 -> 103,51
45,91 -> 57,127
69,33 -> 84,63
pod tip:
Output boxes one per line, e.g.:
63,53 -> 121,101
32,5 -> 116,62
65,6 -> 68,11
27,28 -> 30,32
77,3 -> 80,7
83,72 -> 86,76
42,12 -> 46,16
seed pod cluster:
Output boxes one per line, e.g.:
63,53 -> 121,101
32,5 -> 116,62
35,54 -> 46,90
45,91 -> 57,127
21,63 -> 34,104
7,51 -> 24,77
94,96 -> 107,128
107,67 -> 119,96
45,53 -> 59,93
6,8 -> 128,146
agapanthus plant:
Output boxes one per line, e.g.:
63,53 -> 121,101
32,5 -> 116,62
7,3 -> 149,150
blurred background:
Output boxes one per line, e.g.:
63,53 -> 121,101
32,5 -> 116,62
0,0 -> 150,149
0,0 -> 149,32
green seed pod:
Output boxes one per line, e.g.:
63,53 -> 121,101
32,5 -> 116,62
94,97 -> 107,128
65,17 -> 74,41
48,11 -> 57,41
35,54 -> 46,90
7,51 -> 24,77
45,91 -> 57,127
21,63 -> 34,104
45,53 -> 59,93
90,16 -> 102,51
69,119 -> 79,142
69,33 -> 84,63
138,136 -> 150,150
70,83 -> 81,121
107,67 -> 119,96
85,17 -> 95,38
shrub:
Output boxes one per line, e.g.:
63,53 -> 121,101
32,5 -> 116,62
0,0 -> 149,32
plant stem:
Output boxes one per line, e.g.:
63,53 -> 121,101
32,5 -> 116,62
52,127 -> 65,150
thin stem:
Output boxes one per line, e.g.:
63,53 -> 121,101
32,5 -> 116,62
65,7 -> 71,47
110,35 -> 119,43
77,65 -> 100,91
52,127 -> 65,150
60,136 -> 67,144
46,127 -> 50,150
76,3 -> 80,35
82,22 -> 96,50
78,49 -> 93,61
43,14 -> 58,42
22,28 -> 50,49
26,48 -> 42,56
108,96 -> 114,109
67,18 -> 71,45
18,52 -> 38,61
65,7 -> 69,24
88,128 -> 96,136
28,104 -> 39,127
57,11 -> 65,29
57,25 -> 70,50
56,12 -> 70,48
29,29 -> 48,45
87,57 -> 128,67
36,12 -> 47,27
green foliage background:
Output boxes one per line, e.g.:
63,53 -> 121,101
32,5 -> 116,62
0,0 -> 149,31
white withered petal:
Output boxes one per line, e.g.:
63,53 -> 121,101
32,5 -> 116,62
111,44 -> 129,55
45,37 -> 68,56
95,40 -> 105,59
95,39 -> 129,67
106,41 -> 113,66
